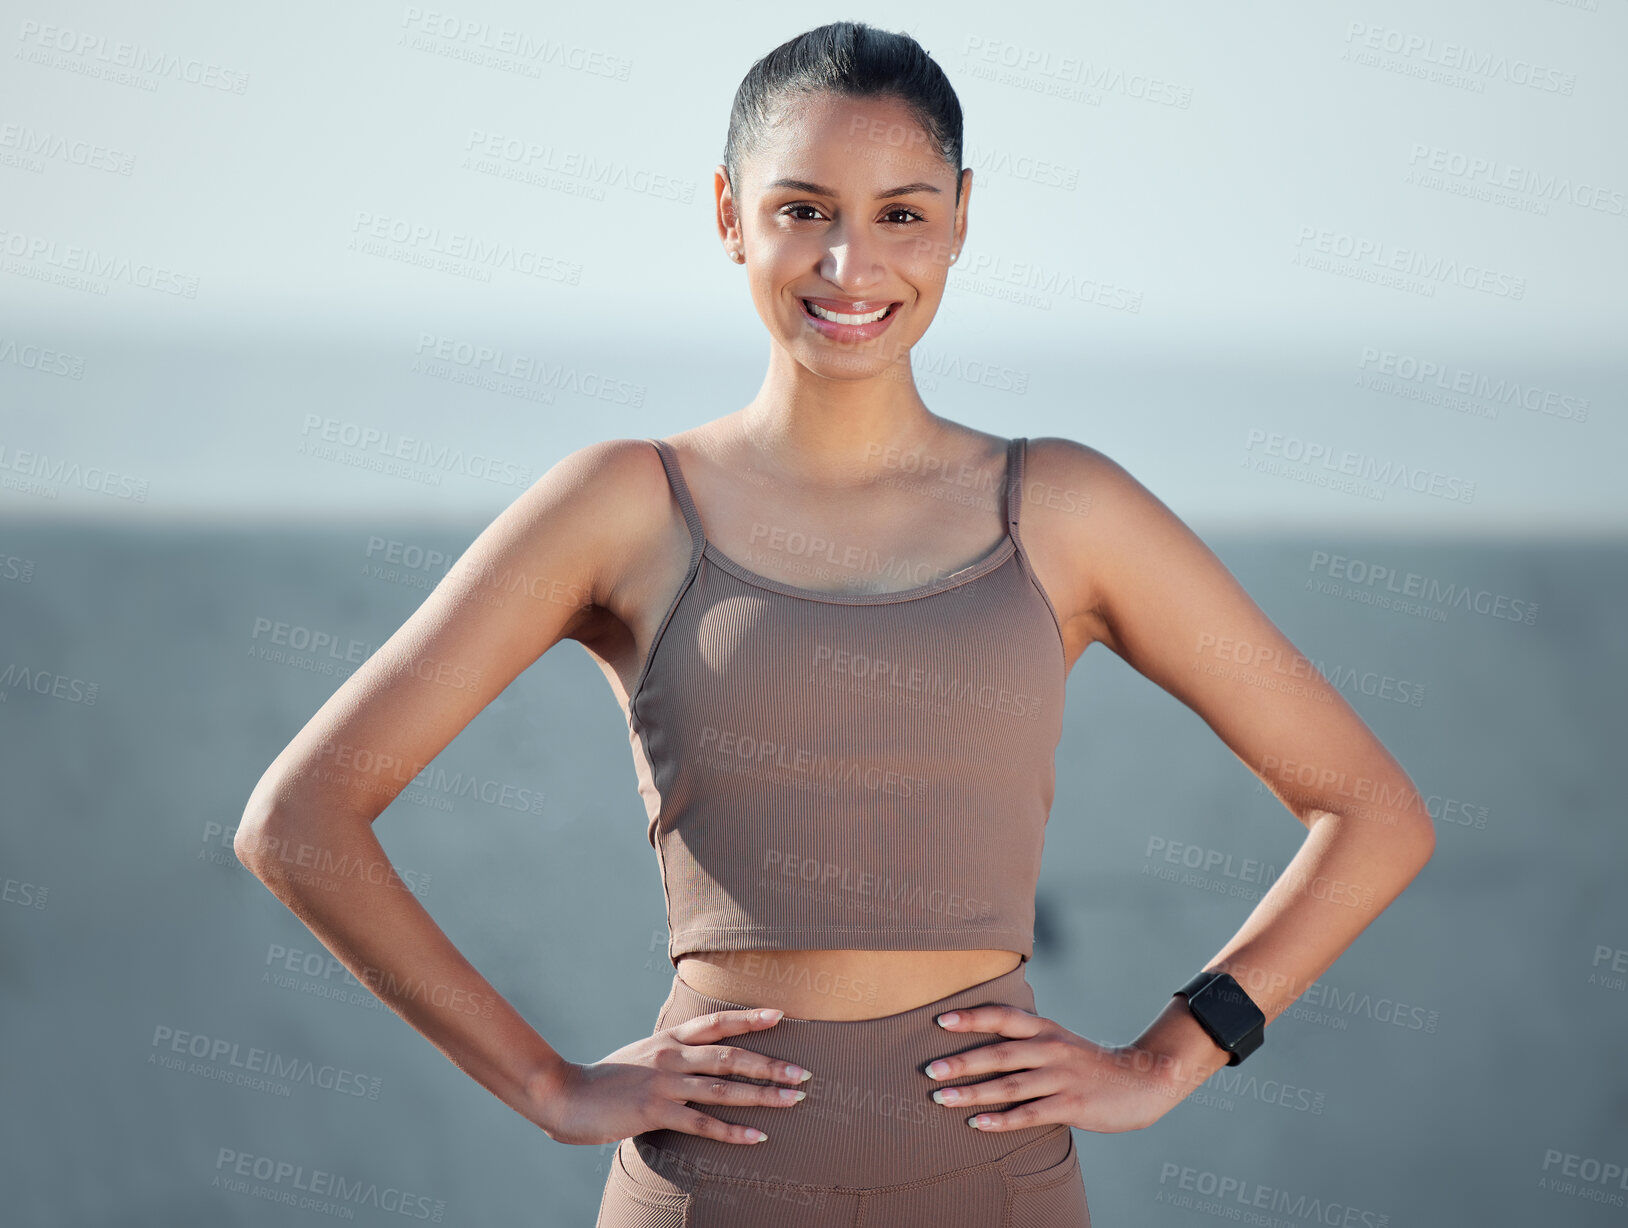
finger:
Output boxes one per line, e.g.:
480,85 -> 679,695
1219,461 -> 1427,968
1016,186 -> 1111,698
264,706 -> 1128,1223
933,1003 -> 1044,1038
659,1100 -> 773,1146
670,1010 -> 815,1086
672,1070 -> 809,1111
666,1035 -> 813,1089
923,1036 -> 1056,1084
960,1093 -> 1067,1133
674,1006 -> 786,1042
926,1005 -> 1051,1081
927,1066 -> 1067,1112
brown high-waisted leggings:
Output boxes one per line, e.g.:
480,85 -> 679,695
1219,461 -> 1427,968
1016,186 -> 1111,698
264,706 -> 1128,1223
595,961 -> 1092,1226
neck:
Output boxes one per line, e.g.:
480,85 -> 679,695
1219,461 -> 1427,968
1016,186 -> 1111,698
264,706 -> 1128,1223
737,344 -> 946,488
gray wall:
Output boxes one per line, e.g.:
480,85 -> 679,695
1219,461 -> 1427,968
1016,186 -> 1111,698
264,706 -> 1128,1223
3,526 -> 1623,1224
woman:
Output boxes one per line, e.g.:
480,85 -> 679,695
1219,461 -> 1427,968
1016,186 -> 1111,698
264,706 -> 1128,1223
237,22 -> 1436,1227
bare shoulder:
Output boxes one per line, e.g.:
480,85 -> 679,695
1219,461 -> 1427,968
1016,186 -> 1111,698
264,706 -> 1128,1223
434,434 -> 681,648
238,435 -> 679,827
1021,435 -> 1164,522
1020,436 -> 1202,659
500,435 -> 676,613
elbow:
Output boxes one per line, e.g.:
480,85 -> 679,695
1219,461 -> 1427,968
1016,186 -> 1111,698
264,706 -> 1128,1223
234,786 -> 371,878
235,764 -> 327,871
233,805 -> 284,874
234,782 -> 315,874
1397,786 -> 1438,866
1309,797 -> 1437,876
1410,816 -> 1437,871
1384,804 -> 1437,882
236,770 -> 292,872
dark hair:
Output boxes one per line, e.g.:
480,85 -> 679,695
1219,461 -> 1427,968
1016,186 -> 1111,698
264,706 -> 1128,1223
723,22 -> 964,204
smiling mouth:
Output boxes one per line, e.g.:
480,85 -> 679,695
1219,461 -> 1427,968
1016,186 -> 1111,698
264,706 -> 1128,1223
802,300 -> 899,324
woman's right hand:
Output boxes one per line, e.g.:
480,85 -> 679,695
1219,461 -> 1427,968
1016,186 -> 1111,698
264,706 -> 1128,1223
530,1007 -> 813,1146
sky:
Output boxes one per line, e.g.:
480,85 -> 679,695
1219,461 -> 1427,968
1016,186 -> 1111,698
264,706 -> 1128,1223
1,0 -> 1623,533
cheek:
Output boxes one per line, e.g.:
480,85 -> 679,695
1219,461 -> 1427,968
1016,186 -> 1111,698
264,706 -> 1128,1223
760,236 -> 824,272
900,243 -> 954,280
746,270 -> 803,329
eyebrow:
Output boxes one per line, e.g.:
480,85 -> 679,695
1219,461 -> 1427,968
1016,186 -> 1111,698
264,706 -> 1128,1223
766,178 -> 943,199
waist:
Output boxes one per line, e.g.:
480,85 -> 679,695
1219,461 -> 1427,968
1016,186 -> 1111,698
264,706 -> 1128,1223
640,959 -> 1057,1189
676,948 -> 1024,1020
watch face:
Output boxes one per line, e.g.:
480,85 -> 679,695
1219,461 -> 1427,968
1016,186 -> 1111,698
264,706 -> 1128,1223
1190,975 -> 1266,1048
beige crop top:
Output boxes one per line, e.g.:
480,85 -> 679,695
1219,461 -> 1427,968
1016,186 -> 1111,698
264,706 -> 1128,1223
624,436 -> 1068,968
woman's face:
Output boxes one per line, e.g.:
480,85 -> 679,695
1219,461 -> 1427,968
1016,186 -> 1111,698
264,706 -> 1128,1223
717,91 -> 971,379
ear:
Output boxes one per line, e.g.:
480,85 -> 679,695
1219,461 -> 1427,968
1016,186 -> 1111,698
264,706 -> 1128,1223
714,164 -> 740,246
953,167 -> 972,256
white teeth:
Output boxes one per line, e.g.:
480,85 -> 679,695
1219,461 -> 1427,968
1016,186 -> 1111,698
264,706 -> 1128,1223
805,301 -> 892,325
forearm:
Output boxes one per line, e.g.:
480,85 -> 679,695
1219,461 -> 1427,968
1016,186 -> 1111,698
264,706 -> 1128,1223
1134,805 -> 1436,1093
235,809 -> 571,1127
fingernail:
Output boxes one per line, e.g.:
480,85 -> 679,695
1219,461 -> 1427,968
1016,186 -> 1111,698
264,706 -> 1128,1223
748,1128 -> 769,1142
757,1009 -> 783,1023
783,1064 -> 811,1082
925,1060 -> 950,1079
778,1088 -> 806,1102
968,1115 -> 992,1129
932,1088 -> 959,1104
937,1012 -> 959,1027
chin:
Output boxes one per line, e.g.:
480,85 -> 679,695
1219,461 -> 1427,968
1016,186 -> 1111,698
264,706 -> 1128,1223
798,344 -> 909,380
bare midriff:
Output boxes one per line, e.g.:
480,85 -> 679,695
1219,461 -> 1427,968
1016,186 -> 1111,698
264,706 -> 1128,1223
675,948 -> 1024,1021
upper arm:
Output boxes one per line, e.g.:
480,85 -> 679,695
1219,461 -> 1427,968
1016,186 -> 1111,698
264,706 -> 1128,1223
1052,439 -> 1431,835
240,437 -> 662,831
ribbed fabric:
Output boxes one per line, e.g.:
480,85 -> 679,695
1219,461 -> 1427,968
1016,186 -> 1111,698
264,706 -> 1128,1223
625,436 -> 1068,968
594,963 -> 1092,1226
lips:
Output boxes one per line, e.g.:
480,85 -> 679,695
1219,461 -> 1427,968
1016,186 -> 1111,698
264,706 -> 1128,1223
797,295 -> 904,342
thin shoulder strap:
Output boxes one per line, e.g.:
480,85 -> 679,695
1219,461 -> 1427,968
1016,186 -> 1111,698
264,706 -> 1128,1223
1005,436 -> 1028,548
645,438 -> 707,565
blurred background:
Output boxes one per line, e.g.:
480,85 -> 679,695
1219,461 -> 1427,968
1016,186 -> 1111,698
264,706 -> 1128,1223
2,1 -> 1624,1224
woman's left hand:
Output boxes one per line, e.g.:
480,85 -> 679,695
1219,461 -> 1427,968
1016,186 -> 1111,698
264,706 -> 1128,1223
923,1003 -> 1199,1134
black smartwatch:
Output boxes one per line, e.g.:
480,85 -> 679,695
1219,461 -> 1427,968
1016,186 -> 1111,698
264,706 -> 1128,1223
1174,970 -> 1266,1065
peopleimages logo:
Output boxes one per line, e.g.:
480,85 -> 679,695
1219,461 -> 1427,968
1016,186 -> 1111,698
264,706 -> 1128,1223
1306,550 -> 1537,625
810,644 -> 1046,722
1340,22 -> 1577,95
0,223 -> 202,297
297,414 -> 534,487
212,1148 -> 446,1220
13,20 -> 252,92
1155,1161 -> 1390,1226
1244,428 -> 1476,502
762,849 -> 994,924
151,1026 -> 382,1099
696,725 -> 932,802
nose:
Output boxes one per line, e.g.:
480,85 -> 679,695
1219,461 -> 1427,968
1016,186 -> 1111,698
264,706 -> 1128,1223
819,222 -> 886,291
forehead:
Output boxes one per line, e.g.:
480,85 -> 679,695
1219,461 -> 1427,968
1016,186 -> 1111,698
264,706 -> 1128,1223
747,91 -> 948,191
